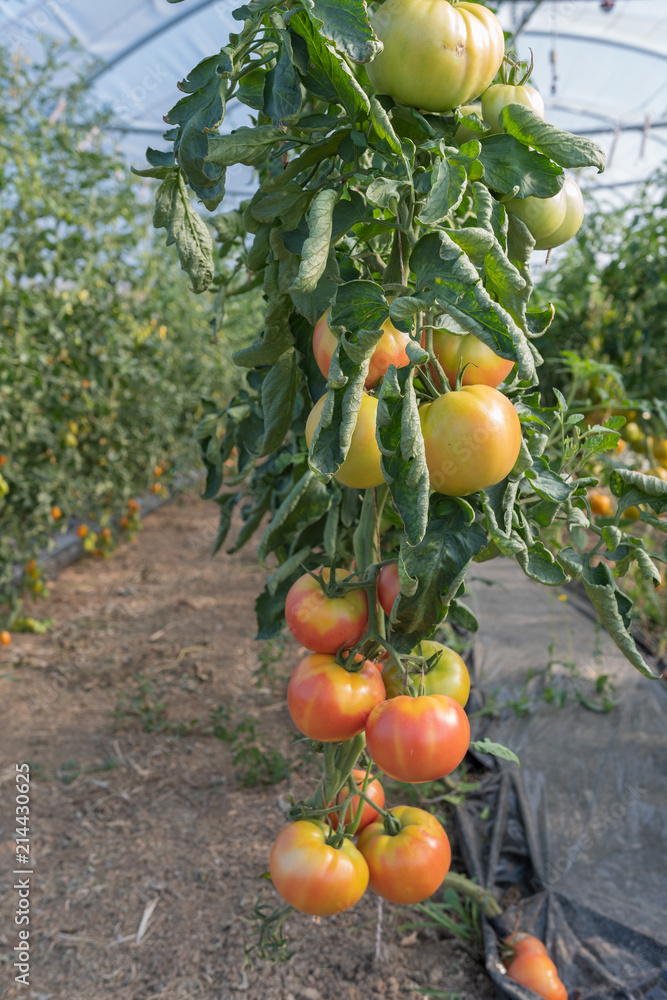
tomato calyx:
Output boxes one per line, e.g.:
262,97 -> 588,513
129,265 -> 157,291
502,48 -> 535,87
382,810 -> 403,837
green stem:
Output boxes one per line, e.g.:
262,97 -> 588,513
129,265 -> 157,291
443,872 -> 502,919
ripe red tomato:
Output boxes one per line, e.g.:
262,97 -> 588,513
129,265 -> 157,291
366,694 -> 470,783
431,331 -> 514,389
305,393 -> 384,490
507,952 -> 567,1000
285,567 -> 368,655
356,805 -> 451,904
420,385 -> 522,496
288,653 -> 385,743
313,311 -> 411,390
328,769 -> 385,831
367,0 -> 504,113
269,820 -> 369,916
482,83 -> 545,134
377,561 -> 400,618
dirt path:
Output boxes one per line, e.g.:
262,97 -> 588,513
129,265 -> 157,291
0,491 -> 494,1000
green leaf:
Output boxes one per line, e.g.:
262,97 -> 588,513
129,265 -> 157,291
411,231 -> 535,381
376,362 -> 430,546
299,0 -> 381,62
264,43 -> 303,124
290,187 -> 338,294
582,561 -> 659,679
480,492 -> 524,556
163,51 -> 232,206
153,168 -> 214,293
259,349 -> 300,456
516,541 -> 568,586
391,498 -> 488,649
471,739 -> 519,767
258,470 -> 332,565
525,458 -> 576,503
478,134 -> 564,198
308,362 -> 368,477
289,9 -> 370,123
228,486 -> 273,553
233,261 -> 293,366
501,104 -> 606,173
609,468 -> 667,516
330,279 -> 392,367
634,547 -> 662,588
369,94 -> 402,155
237,67 -> 268,110
447,599 -> 479,632
418,154 -> 467,226
206,125 -> 285,166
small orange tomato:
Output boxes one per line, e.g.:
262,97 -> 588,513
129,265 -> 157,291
154,465 -> 163,477
357,806 -> 451,904
507,952 -> 567,1000
1,631 -> 11,646
127,499 -> 140,513
589,492 -> 612,516
101,527 -> 112,540
120,515 -> 130,529
51,506 -> 63,520
0,455 -> 6,466
26,559 -> 38,575
623,505 -> 640,521
377,562 -> 400,619
77,525 -> 88,538
504,933 -> 548,960
328,769 -> 385,832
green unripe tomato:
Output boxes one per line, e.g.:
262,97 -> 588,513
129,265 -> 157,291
505,186 -> 567,244
367,0 -> 504,113
381,641 -> 470,707
533,176 -> 584,250
481,84 -> 545,134
455,103 -> 484,145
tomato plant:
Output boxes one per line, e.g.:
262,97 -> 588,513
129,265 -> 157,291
144,0 -> 667,954
285,567 -> 368,654
356,805 -> 451,904
367,0 -> 504,112
287,653 -> 385,743
269,820 -> 369,916
365,694 -> 470,782
420,385 -> 522,495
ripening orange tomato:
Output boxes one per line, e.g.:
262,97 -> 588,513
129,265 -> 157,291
431,331 -> 514,389
357,806 -> 451,904
377,561 -> 400,618
287,653 -> 386,743
327,769 -> 385,832
313,310 -> 411,390
589,492 -> 612,516
366,694 -> 469,783
270,820 -> 369,916
51,506 -> 63,520
305,393 -> 384,490
1,631 -> 11,647
285,567 -> 369,655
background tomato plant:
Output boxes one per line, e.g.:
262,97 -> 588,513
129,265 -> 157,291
0,45 -> 260,608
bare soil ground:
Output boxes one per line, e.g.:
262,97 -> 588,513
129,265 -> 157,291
0,490 -> 495,1000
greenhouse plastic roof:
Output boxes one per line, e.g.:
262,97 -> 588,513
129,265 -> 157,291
4,0 -> 667,200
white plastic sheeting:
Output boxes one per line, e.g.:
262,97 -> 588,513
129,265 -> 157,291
3,0 -> 666,198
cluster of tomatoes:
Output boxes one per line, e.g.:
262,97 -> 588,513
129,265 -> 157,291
308,311 -> 522,495
269,563 -> 472,917
368,0 -> 584,252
